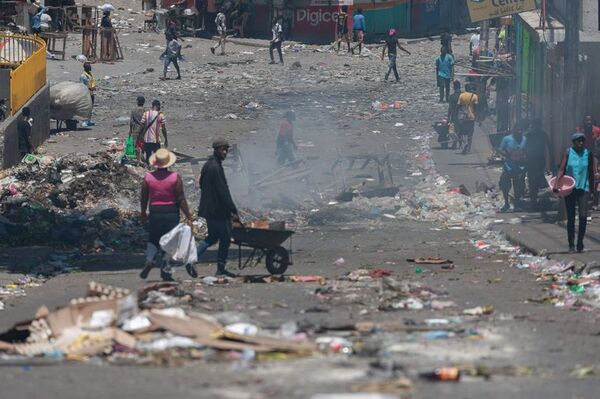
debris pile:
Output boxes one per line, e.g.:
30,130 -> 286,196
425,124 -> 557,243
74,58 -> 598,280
0,281 -> 314,364
0,152 -> 146,250
515,254 -> 600,310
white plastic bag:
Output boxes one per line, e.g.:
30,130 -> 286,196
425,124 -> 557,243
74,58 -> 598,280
159,223 -> 197,265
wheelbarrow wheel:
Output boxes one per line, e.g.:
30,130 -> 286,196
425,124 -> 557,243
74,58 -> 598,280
266,246 -> 289,275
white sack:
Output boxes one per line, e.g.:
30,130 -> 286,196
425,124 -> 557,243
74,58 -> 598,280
49,81 -> 93,121
159,223 -> 198,265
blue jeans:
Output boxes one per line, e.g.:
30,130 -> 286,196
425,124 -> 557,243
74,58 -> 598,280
385,54 -> 399,81
197,218 -> 232,269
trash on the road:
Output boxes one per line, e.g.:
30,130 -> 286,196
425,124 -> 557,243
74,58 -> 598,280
407,257 -> 453,265
419,367 -> 461,381
0,282 -> 315,363
463,305 -> 494,315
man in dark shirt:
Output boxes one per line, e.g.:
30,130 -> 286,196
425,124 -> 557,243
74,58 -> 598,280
381,28 -> 410,82
441,28 -> 452,54
18,107 -> 35,159
195,138 -> 240,278
446,80 -> 462,149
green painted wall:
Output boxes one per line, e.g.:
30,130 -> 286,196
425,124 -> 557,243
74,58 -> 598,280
363,3 -> 410,41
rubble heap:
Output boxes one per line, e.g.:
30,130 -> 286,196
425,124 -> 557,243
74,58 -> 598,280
0,152 -> 146,249
0,281 -> 314,365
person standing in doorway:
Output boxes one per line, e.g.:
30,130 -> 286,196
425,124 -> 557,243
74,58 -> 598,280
80,62 -> 96,128
381,28 -> 410,82
140,148 -> 194,281
457,83 -> 478,154
498,126 -> 527,212
435,46 -> 454,103
18,107 -> 35,159
161,33 -> 181,80
138,100 -> 168,164
269,16 -> 284,64
196,139 -> 240,277
554,133 -> 596,253
351,9 -> 366,55
211,10 -> 227,55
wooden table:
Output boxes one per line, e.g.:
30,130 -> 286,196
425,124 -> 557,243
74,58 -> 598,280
39,31 -> 68,60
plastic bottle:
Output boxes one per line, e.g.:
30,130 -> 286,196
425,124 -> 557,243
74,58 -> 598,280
420,367 -> 461,381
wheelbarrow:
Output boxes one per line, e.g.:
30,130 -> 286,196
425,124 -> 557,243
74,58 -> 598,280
232,225 -> 294,275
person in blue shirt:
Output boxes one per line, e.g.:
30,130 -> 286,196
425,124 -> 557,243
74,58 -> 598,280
31,6 -> 48,35
554,133 -> 596,253
435,46 -> 454,103
351,9 -> 366,55
498,126 -> 527,212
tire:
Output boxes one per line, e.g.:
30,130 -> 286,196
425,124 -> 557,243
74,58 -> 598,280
266,246 -> 289,275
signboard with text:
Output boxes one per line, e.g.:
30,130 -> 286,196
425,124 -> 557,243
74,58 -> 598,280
467,0 -> 538,22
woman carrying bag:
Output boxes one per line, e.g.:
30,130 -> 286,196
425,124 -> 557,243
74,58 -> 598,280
140,149 -> 194,281
554,133 -> 596,253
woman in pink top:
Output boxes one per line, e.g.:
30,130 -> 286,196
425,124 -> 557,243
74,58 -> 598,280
139,149 -> 193,281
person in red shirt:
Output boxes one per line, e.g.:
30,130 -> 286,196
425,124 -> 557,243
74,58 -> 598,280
276,110 -> 297,165
576,115 -> 600,152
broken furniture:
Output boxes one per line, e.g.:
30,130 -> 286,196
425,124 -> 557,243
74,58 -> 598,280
39,31 -> 67,60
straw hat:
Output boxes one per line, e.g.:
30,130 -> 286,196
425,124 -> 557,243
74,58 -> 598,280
149,148 -> 176,168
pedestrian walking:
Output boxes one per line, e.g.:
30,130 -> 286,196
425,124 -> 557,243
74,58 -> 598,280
351,9 -> 366,55
79,62 -> 96,127
470,28 -> 480,56
161,33 -> 181,80
436,46 -> 454,103
334,5 -> 350,52
276,110 -> 297,165
456,83 -> 478,154
554,133 -> 596,253
525,118 -> 551,207
269,16 -> 284,64
381,28 -> 411,82
498,126 -> 527,212
130,96 -> 146,161
140,148 -> 194,281
196,139 -> 240,278
138,100 -> 168,164
17,107 -> 35,159
211,10 -> 227,55
100,11 -> 113,60
440,28 -> 452,54
446,80 -> 462,149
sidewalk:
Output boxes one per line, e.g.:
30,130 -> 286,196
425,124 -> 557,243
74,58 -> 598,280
431,120 -> 600,264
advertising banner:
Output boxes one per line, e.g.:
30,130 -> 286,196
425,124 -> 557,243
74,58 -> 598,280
466,0 -> 537,22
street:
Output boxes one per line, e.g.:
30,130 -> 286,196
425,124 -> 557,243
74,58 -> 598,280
1,7 -> 600,399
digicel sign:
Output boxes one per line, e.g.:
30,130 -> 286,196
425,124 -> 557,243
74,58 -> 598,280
467,0 -> 538,22
296,9 -> 339,26
294,6 -> 341,39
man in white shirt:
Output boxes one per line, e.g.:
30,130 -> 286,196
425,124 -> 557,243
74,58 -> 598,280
470,28 -> 480,56
269,16 -> 284,65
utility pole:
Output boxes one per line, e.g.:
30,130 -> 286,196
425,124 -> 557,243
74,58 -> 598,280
563,0 -> 580,144
558,0 -> 581,223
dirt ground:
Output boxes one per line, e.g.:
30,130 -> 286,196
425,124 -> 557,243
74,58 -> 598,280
1,4 -> 600,398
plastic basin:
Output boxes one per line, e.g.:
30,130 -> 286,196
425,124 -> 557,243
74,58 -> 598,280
548,176 -> 576,197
